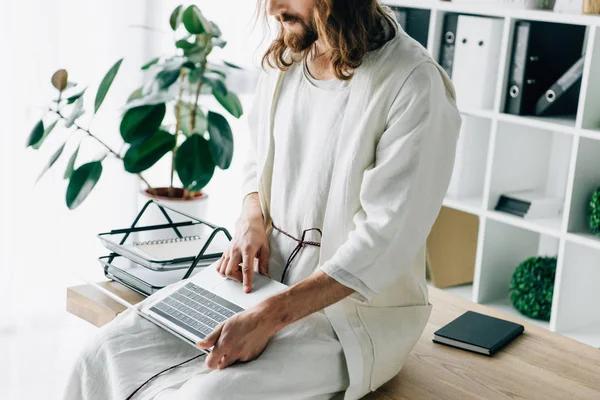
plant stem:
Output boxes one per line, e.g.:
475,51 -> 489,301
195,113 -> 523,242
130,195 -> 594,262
51,108 -> 153,190
170,69 -> 186,192
191,63 -> 205,133
54,109 -> 120,158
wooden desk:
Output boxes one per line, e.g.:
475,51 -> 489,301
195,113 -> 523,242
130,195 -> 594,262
67,283 -> 600,400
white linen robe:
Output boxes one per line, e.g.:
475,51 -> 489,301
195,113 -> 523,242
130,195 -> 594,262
240,24 -> 462,399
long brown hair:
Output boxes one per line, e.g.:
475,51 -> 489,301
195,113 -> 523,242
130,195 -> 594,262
257,0 -> 397,80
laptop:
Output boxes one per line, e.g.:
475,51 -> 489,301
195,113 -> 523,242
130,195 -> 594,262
84,261 -> 288,351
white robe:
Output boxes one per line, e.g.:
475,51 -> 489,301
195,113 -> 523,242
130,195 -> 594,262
241,20 -> 461,399
64,16 -> 461,400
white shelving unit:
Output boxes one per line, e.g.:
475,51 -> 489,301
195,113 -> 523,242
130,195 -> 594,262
388,1 -> 600,348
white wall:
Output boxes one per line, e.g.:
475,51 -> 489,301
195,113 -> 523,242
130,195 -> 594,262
0,2 -> 267,397
0,0 -> 149,327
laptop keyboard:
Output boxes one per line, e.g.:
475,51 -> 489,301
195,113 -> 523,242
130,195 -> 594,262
149,282 -> 244,339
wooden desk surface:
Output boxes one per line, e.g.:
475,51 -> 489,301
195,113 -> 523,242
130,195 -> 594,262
67,283 -> 600,400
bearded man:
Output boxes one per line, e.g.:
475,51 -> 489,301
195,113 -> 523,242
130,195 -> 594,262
64,1 -> 461,399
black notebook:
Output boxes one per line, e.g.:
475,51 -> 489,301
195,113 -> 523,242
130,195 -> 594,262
433,311 -> 524,356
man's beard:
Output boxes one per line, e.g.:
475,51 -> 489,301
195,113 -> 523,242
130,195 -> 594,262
279,13 -> 318,52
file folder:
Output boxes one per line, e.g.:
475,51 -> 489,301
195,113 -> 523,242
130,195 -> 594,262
390,6 -> 430,48
438,13 -> 459,78
535,55 -> 585,116
504,21 -> 585,116
452,15 -> 504,110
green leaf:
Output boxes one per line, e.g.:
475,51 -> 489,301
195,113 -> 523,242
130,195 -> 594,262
156,66 -> 181,89
120,104 -> 166,144
127,87 -> 144,103
52,69 -> 68,91
184,47 -> 207,64
213,89 -> 243,118
64,143 -> 81,179
124,91 -> 175,110
36,142 -> 66,183
203,76 -> 228,96
206,69 -> 227,79
141,57 -> 160,70
175,134 -> 215,191
32,120 -> 59,150
211,38 -> 227,48
207,111 -> 233,169
223,61 -> 242,70
169,5 -> 183,31
95,58 -> 124,114
65,97 -> 85,128
66,161 -> 103,209
124,130 -> 176,173
208,21 -> 221,38
188,67 -> 202,83
179,102 -> 207,136
66,86 -> 87,104
182,5 -> 205,34
26,120 -> 45,148
176,39 -> 196,50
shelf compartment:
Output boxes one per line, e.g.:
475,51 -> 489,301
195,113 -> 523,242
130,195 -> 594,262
501,20 -> 586,120
497,113 -> 578,135
475,219 -> 559,329
578,26 -> 600,131
486,209 -> 562,237
566,136 -> 600,238
484,296 -> 550,329
487,121 -> 573,229
566,232 -> 600,252
443,196 -> 484,215
447,115 -> 492,202
553,242 -> 600,340
388,5 -> 431,48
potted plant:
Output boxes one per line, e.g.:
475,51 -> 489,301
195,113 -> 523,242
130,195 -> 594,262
589,186 -> 600,236
509,256 -> 557,321
25,4 -> 243,219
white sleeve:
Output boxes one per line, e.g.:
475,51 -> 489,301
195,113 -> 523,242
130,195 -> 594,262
320,61 -> 462,302
239,73 -> 266,201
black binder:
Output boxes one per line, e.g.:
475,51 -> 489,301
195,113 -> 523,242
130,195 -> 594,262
438,13 -> 459,78
389,6 -> 430,48
535,55 -> 585,116
505,21 -> 585,116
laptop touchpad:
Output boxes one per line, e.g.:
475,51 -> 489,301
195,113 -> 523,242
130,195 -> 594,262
211,274 -> 287,309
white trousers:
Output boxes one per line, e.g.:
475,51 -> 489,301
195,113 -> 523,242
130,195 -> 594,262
63,296 -> 349,400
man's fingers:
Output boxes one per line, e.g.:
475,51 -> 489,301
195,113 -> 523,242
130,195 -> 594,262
241,251 -> 254,293
217,253 -> 227,276
225,252 -> 243,282
196,323 -> 223,350
217,353 -> 236,370
258,244 -> 270,278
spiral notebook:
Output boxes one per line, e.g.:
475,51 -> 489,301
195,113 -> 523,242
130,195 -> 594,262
129,234 -> 230,261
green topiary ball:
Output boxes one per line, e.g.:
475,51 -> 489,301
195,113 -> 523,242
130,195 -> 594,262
509,256 -> 556,321
589,187 -> 600,237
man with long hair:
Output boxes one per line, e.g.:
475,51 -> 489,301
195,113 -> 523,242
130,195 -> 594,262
65,1 -> 461,399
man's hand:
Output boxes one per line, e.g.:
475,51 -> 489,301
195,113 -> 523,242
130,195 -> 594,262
217,193 -> 269,293
196,305 -> 278,369
196,271 -> 355,371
